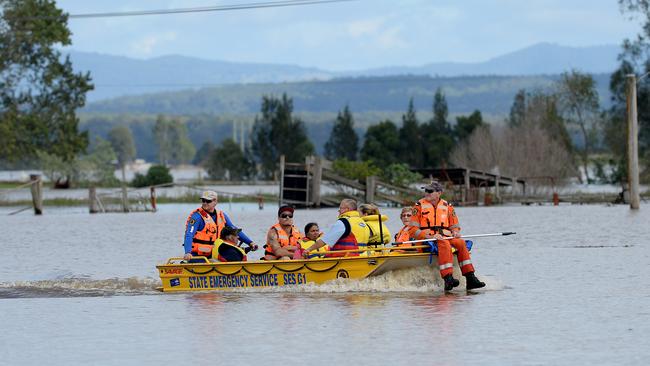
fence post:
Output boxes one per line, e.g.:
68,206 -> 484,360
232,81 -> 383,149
626,74 -> 641,209
30,174 -> 43,215
89,186 -> 98,213
121,185 -> 129,213
365,175 -> 376,203
150,186 -> 157,212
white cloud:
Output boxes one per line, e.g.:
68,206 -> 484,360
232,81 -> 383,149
346,18 -> 385,38
130,32 -> 178,57
376,26 -> 408,49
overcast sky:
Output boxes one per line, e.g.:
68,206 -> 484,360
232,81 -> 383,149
56,0 -> 641,71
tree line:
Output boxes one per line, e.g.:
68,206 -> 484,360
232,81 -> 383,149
1,0 -> 649,189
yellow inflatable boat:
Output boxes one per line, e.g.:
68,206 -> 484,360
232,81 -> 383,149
156,244 -> 467,292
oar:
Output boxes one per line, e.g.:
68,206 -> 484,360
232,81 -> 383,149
393,232 -> 517,246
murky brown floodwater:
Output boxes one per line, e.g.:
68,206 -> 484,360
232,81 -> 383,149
1,202 -> 649,365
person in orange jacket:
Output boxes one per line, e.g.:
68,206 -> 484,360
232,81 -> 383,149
393,206 -> 419,252
408,181 -> 485,291
264,205 -> 302,260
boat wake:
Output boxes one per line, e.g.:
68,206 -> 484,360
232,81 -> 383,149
238,266 -> 503,293
0,277 -> 162,298
0,270 -> 502,297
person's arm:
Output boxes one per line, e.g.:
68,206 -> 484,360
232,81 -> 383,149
223,212 -> 255,246
183,213 -> 204,259
448,205 -> 462,237
267,228 -> 294,258
305,220 -> 345,253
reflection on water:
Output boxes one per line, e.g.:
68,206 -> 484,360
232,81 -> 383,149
1,203 -> 649,365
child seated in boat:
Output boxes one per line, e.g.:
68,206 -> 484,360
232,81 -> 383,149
213,226 -> 250,262
300,222 -> 328,258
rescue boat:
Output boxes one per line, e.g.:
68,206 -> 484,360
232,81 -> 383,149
156,242 -> 472,292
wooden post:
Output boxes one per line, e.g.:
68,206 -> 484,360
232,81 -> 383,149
121,185 -> 129,212
120,165 -> 129,213
626,74 -> 641,210
366,175 -> 376,203
279,155 -> 285,206
460,169 -> 467,205
495,175 -> 501,202
29,174 -> 43,215
150,186 -> 157,212
89,186 -> 98,214
311,156 -> 322,207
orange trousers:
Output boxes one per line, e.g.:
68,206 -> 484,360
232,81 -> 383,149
437,238 -> 474,277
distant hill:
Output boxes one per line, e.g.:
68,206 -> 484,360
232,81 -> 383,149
70,52 -> 332,102
82,73 -> 613,117
71,43 -> 621,102
354,43 -> 621,77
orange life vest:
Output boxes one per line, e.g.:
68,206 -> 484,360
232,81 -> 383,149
265,223 -> 302,257
394,225 -> 421,252
395,226 -> 411,243
414,198 -> 459,235
186,208 -> 226,257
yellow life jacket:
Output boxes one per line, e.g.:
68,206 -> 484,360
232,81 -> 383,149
300,235 -> 327,258
213,238 -> 247,262
362,214 -> 391,245
329,210 -> 370,257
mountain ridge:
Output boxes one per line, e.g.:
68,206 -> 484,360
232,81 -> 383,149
70,42 -> 621,102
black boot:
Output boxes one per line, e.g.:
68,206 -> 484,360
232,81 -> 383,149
443,275 -> 460,291
464,272 -> 486,290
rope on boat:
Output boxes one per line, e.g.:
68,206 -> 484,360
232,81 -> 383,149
304,261 -> 340,273
180,261 -> 342,275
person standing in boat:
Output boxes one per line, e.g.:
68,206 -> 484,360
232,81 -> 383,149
302,199 -> 370,258
264,205 -> 303,260
183,191 -> 257,262
359,203 -> 391,246
408,181 -> 485,291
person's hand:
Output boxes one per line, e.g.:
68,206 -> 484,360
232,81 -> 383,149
249,242 -> 259,251
183,253 -> 192,260
302,250 -> 310,259
433,233 -> 443,240
453,231 -> 461,238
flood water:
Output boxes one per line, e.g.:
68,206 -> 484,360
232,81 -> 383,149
1,202 -> 649,365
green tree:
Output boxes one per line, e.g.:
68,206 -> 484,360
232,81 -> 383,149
108,126 -> 136,167
525,91 -> 574,155
108,125 -> 136,184
398,98 -> 424,168
360,120 -> 400,166
610,1 -> 650,182
380,163 -> 423,186
153,115 -> 196,165
206,138 -> 254,181
0,0 -> 93,163
332,159 -> 381,182
455,110 -> 484,142
251,94 -> 315,178
79,137 -> 118,185
193,141 -> 216,166
421,88 -> 455,166
324,105 -> 359,161
508,89 -> 527,127
556,70 -> 600,183
132,165 -> 173,187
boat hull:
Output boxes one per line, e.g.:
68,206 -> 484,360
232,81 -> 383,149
156,252 -> 460,292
